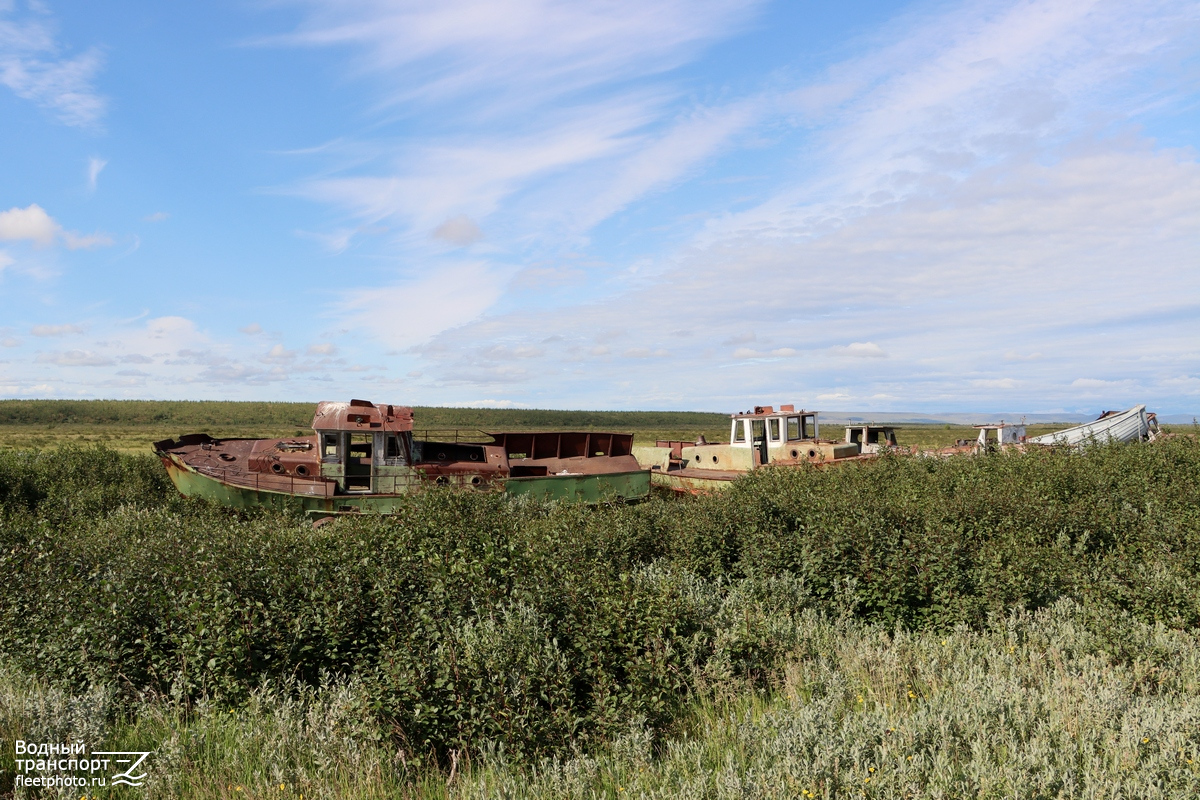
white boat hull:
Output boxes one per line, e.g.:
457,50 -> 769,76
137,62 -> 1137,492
1028,405 -> 1158,447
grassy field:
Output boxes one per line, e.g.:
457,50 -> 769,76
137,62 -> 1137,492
0,399 -> 1078,452
2,436 -> 1199,796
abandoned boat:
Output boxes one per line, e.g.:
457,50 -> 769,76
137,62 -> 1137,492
842,423 -> 901,455
154,399 -> 651,516
633,405 -> 870,494
1028,405 -> 1160,447
925,420 -> 1029,457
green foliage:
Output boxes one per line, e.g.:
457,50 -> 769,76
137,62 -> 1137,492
1,437 -> 1199,774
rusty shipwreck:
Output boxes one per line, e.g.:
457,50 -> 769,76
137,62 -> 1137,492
633,404 -> 882,493
154,399 -> 650,516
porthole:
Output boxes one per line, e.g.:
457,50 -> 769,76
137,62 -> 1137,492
712,455 -> 718,463
271,463 -> 283,473
470,453 -> 479,461
296,465 -> 309,477
694,454 -> 700,461
437,452 -> 447,460
808,449 -> 817,459
470,476 -> 482,486
435,476 -> 448,486
219,453 -> 236,461
790,449 -> 799,459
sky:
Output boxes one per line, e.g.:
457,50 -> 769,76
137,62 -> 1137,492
1,0 -> 1198,415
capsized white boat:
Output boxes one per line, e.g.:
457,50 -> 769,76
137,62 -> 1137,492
1028,405 -> 1159,447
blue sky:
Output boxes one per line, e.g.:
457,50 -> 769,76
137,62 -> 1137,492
1,0 -> 1198,414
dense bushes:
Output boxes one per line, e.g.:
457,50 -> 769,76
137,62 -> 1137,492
1,438 -> 1199,763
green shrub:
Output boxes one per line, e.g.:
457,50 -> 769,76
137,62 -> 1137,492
1,437 -> 1198,766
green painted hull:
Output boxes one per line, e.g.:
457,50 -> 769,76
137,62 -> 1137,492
161,456 -> 649,517
503,470 -> 649,503
650,470 -> 736,494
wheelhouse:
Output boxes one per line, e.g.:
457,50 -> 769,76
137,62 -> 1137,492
312,399 -> 416,493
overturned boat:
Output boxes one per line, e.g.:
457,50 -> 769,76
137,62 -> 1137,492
1028,405 -> 1160,448
633,405 -> 870,494
154,399 -> 650,516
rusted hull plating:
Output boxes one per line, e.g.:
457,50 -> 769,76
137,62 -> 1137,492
159,453 -> 649,514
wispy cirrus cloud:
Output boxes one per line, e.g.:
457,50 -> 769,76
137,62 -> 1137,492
263,0 -> 761,110
265,0 -> 770,351
0,2 -> 106,128
394,0 -> 1200,412
86,157 -> 107,191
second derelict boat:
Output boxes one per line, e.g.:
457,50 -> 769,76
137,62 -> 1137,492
633,404 -> 878,493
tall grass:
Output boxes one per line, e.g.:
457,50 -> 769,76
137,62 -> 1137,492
1,438 -> 1199,796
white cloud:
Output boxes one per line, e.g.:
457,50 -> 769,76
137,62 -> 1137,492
1071,378 -> 1137,390
307,342 -> 337,355
87,157 -> 106,191
830,342 -> 887,359
0,204 -> 112,251
337,261 -> 506,349
0,251 -> 13,271
1,337 -> 20,347
30,323 -> 83,336
36,350 -> 114,367
263,344 -> 297,361
144,212 -> 170,222
0,204 -> 57,245
432,214 -> 483,246
452,399 -> 527,408
0,5 -> 106,127
239,323 -> 263,335
61,230 -> 113,249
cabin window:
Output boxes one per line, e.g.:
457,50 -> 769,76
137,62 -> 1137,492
733,419 -> 746,443
321,433 -> 339,461
383,432 -> 410,466
787,416 -> 802,440
768,418 -> 781,441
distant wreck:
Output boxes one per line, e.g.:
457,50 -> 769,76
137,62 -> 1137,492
1028,404 -> 1160,448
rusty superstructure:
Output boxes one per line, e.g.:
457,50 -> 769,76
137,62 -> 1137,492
633,404 -> 871,493
155,399 -> 650,516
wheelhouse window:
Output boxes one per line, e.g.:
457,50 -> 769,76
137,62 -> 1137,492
732,419 -> 747,443
383,432 -> 411,466
768,418 -> 781,442
787,415 -> 816,440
